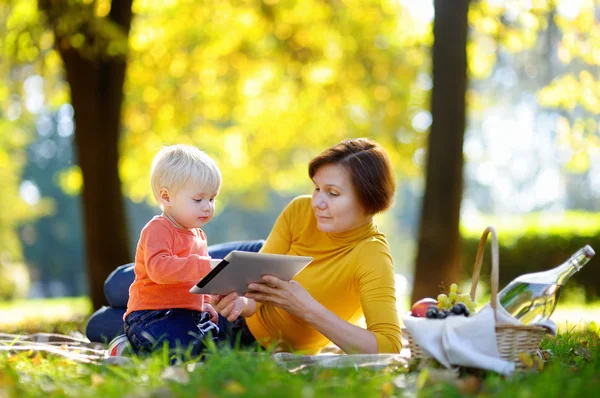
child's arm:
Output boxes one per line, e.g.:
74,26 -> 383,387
146,249 -> 211,284
142,222 -> 212,284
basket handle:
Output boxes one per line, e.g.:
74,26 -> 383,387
468,226 -> 500,321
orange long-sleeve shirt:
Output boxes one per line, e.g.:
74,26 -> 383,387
124,215 -> 212,319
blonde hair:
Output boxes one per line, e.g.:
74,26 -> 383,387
150,144 -> 222,204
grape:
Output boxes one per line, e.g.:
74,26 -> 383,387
426,308 -> 438,319
432,283 -> 478,317
437,299 -> 448,310
457,294 -> 470,303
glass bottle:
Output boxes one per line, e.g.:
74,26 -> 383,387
498,245 -> 595,324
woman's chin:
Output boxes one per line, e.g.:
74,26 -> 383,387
316,223 -> 336,233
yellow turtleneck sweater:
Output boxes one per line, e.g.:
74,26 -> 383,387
245,195 -> 401,354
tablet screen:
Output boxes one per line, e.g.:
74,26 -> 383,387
189,251 -> 313,295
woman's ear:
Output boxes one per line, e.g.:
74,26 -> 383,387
158,188 -> 171,207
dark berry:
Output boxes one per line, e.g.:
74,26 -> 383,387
463,307 -> 470,317
451,305 -> 463,315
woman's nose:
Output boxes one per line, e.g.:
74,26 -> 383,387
313,194 -> 327,209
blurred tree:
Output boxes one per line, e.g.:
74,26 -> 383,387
2,0 -> 133,307
464,1 -> 600,218
0,32 -> 53,298
412,0 -> 470,303
536,2 -> 600,182
38,0 -> 134,309
20,109 -> 86,297
3,0 -> 432,308
117,0 -> 431,205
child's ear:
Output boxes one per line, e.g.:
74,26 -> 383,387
159,188 -> 171,207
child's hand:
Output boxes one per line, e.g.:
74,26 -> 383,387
202,303 -> 219,323
211,293 -> 250,322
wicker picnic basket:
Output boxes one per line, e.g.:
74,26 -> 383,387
406,226 -> 548,368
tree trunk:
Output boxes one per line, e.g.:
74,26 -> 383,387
46,1 -> 134,309
411,0 -> 470,304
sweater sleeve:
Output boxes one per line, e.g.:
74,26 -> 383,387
142,221 -> 212,284
354,240 -> 402,353
259,197 -> 297,255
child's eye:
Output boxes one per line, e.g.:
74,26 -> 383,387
193,199 -> 202,203
314,187 -> 320,192
209,197 -> 215,202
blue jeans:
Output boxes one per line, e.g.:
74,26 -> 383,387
124,309 -> 219,357
85,240 -> 265,343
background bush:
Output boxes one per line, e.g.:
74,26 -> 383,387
461,211 -> 600,300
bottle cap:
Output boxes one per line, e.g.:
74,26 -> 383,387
583,245 -> 595,258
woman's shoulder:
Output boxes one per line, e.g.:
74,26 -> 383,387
289,194 -> 312,207
283,195 -> 313,215
353,235 -> 393,267
356,235 -> 391,255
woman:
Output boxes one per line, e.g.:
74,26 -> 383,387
214,138 -> 401,354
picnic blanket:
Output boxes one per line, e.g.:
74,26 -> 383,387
0,332 -> 411,371
0,332 -> 107,364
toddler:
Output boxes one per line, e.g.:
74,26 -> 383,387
124,144 -> 221,358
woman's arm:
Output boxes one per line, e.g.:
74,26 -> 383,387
302,298 -> 379,354
246,240 -> 401,354
245,276 -> 379,354
353,242 -> 402,353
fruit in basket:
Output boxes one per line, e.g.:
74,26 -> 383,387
419,283 -> 477,319
410,297 -> 438,317
437,283 -> 476,313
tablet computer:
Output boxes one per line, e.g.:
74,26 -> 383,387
189,251 -> 313,296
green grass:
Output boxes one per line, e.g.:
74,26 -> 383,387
0,297 -> 91,335
0,298 -> 599,397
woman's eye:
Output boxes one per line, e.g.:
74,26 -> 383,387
329,192 -> 339,197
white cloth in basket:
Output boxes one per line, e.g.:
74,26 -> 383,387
403,301 -> 557,376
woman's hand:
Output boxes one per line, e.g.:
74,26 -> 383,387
211,292 -> 254,322
245,275 -> 321,321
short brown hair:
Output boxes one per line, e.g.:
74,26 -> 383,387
308,138 -> 396,215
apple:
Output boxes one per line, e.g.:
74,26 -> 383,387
410,298 -> 438,317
